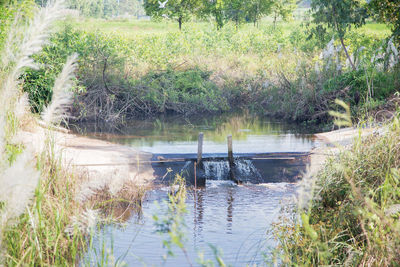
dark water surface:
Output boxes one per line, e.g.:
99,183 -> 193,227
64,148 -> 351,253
76,114 -> 318,266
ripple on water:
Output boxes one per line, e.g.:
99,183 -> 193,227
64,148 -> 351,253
85,182 -> 297,266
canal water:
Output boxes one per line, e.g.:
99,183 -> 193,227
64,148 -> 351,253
75,113 -> 319,266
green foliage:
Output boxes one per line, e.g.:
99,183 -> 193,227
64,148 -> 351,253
223,0 -> 247,26
310,0 -> 369,70
275,117 -> 400,265
199,0 -> 225,29
4,163 -> 87,266
368,0 -> 400,40
245,0 -> 274,26
144,0 -> 202,29
311,0 -> 368,38
271,0 -> 296,26
200,0 -> 278,28
0,0 -> 35,50
22,19 -> 397,124
132,67 -> 228,115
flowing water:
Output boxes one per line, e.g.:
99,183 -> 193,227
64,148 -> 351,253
75,113 -> 320,266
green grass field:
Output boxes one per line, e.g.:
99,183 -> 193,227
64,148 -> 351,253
70,16 -> 391,39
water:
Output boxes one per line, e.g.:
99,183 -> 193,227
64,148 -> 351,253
202,159 -> 262,182
72,113 -> 320,155
75,113 -> 317,266
87,182 -> 297,266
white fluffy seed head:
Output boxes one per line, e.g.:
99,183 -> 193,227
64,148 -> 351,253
41,53 -> 78,125
0,149 -> 40,223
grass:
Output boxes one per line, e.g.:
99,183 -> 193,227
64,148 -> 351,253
3,149 -> 87,266
70,17 -> 391,39
273,110 -> 400,265
0,2 -> 148,266
32,15 -> 395,126
2,2 -> 399,265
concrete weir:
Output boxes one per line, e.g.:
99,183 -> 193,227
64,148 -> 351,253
151,152 -> 310,187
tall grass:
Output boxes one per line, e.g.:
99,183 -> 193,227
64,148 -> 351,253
0,2 -> 148,265
273,105 -> 400,265
0,0 -> 67,248
0,1 -> 105,266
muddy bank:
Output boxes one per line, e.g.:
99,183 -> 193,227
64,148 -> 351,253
20,125 -> 155,201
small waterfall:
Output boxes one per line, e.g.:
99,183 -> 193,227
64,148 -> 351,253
181,161 -> 191,172
235,159 -> 262,183
202,159 -> 262,182
203,161 -> 230,180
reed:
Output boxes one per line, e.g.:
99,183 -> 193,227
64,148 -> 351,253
0,0 -> 67,249
273,103 -> 400,265
0,1 -> 145,265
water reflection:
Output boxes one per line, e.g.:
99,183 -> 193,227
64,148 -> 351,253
86,182 -> 297,266
72,112 -> 320,154
80,112 -> 315,266
226,188 -> 234,234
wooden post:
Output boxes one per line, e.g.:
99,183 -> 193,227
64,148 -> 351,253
194,162 -> 197,189
227,135 -> 234,167
197,132 -> 204,165
227,135 -> 235,182
227,135 -> 240,184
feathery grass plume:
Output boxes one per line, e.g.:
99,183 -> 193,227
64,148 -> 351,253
65,209 -> 99,236
296,167 -> 319,212
0,0 -> 67,252
328,99 -> 353,128
0,149 -> 40,224
41,54 -> 78,125
0,0 -> 65,110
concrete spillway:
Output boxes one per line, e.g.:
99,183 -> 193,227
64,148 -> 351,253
151,152 -> 310,186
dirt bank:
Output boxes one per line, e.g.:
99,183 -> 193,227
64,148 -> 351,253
20,124 -> 155,202
310,127 -> 375,176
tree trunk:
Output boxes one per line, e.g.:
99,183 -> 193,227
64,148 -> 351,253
339,35 -> 356,71
332,5 -> 356,71
178,16 -> 182,30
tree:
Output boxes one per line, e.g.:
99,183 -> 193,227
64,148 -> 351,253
224,0 -> 247,27
144,0 -> 201,30
67,0 -> 104,17
271,0 -> 296,28
200,0 -> 225,29
368,0 -> 400,41
245,0 -> 274,27
311,0 -> 369,70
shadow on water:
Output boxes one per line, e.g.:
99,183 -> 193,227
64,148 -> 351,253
78,112 -> 317,266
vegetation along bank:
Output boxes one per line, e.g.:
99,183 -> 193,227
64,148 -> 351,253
19,1 -> 399,126
0,0 -> 400,265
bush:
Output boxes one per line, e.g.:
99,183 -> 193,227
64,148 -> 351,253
21,21 -> 397,125
130,68 -> 229,114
